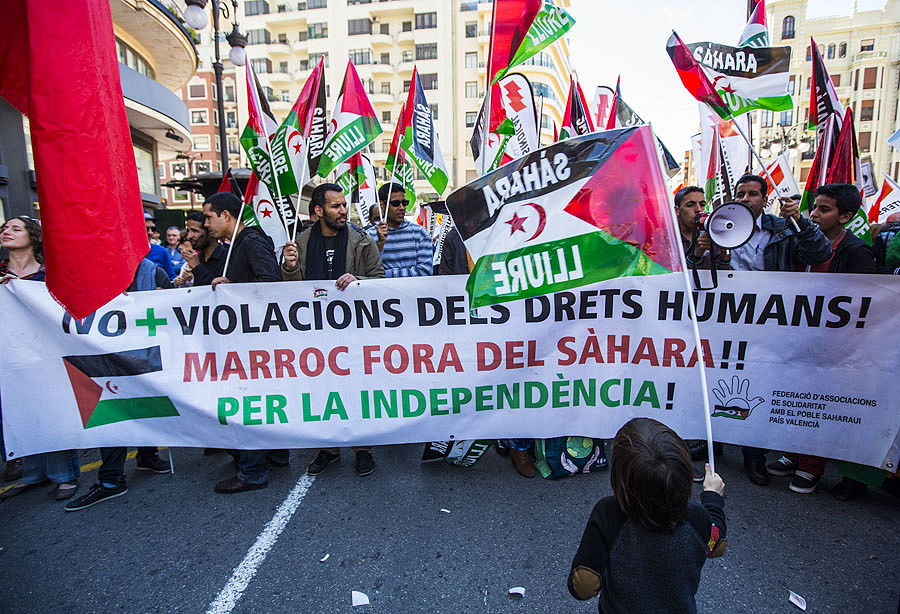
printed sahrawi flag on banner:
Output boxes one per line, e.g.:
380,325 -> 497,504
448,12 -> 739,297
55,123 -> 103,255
269,57 -> 328,196
492,0 -> 575,83
670,32 -> 793,117
335,153 -> 377,225
239,61 -> 280,192
446,126 -> 682,308
63,346 -> 179,428
317,59 -> 382,178
398,68 -> 449,195
868,176 -> 900,224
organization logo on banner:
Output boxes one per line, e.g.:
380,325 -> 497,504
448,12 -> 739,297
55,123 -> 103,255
62,346 -> 179,429
710,376 -> 764,421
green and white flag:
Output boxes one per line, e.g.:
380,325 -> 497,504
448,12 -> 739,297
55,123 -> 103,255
493,0 -> 575,83
685,41 -> 793,116
242,172 -> 291,257
738,0 -> 769,48
335,152 -> 378,226
317,59 -> 382,178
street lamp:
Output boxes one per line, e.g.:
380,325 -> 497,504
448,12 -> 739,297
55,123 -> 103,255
182,0 -> 246,173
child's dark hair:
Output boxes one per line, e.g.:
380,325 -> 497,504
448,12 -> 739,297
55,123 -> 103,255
610,418 -> 692,533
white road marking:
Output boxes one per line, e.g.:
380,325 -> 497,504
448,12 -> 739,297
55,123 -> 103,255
205,474 -> 316,614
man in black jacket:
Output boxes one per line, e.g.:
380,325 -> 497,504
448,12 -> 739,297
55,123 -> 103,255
202,193 -> 285,494
765,183 -> 875,494
730,175 -> 832,486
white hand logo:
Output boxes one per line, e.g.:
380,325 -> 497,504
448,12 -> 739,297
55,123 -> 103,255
711,376 -> 764,420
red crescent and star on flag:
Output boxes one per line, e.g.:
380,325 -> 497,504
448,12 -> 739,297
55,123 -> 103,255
287,129 -> 303,154
503,202 -> 547,241
257,199 -> 275,218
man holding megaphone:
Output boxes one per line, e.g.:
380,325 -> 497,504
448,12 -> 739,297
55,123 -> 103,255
724,174 -> 832,487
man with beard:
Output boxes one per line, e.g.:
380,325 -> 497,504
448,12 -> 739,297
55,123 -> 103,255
282,183 -> 385,476
179,210 -> 227,286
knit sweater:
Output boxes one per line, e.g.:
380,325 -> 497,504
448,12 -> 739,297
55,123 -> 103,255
367,220 -> 433,277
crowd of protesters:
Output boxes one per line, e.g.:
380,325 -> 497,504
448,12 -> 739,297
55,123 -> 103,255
2,176 -> 899,512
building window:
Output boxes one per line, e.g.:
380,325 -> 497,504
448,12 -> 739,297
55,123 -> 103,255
309,52 -> 328,68
416,43 -> 438,61
402,21 -> 412,32
860,99 -> 875,122
173,189 -> 190,202
806,76 -> 811,90
277,4 -> 286,13
430,104 -> 438,120
831,74 -> 841,87
827,43 -> 835,59
251,58 -> 272,74
465,22 -> 477,38
349,50 -> 371,65
380,52 -> 390,65
157,162 -> 166,179
788,75 -> 795,95
308,22 -> 327,38
116,38 -> 155,79
839,42 -> 847,58
247,29 -> 271,45
188,83 -> 206,99
465,81 -> 478,98
190,109 -> 209,125
863,66 -> 877,89
348,18 -> 372,35
781,16 -> 795,40
415,12 -> 437,29
225,111 -> 237,128
779,110 -> 793,126
228,137 -> 240,154
308,0 -> 327,7
133,141 -> 156,195
858,131 -> 871,152
380,23 -> 390,35
420,73 -> 438,90
403,80 -> 410,93
465,52 -> 478,69
278,61 -> 288,73
761,110 -> 773,127
225,84 -> 235,101
860,38 -> 874,52
380,82 -> 391,94
170,161 -> 187,177
194,160 -> 212,174
382,140 -> 391,153
401,50 -> 413,63
465,111 -> 477,127
806,45 -> 811,61
244,1 -> 269,16
215,135 -> 221,152
541,114 -> 551,130
382,110 -> 391,123
193,135 -> 211,151
281,90 -> 291,102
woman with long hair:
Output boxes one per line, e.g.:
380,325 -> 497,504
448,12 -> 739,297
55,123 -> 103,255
1,216 -> 81,501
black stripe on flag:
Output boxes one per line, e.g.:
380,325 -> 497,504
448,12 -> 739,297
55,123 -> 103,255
62,346 -> 163,378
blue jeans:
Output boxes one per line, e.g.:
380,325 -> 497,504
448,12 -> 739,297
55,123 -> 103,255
21,450 -> 80,485
236,450 -> 289,484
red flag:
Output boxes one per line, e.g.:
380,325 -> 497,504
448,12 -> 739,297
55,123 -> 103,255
825,107 -> 859,186
606,77 -> 621,130
0,0 -> 147,318
217,168 -> 243,199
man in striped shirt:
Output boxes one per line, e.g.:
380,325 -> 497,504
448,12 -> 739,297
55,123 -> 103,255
368,182 -> 433,277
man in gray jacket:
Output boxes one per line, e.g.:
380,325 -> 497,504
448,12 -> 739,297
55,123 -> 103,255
282,183 -> 385,476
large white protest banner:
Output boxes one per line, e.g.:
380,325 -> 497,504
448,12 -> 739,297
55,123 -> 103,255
1,273 -> 898,470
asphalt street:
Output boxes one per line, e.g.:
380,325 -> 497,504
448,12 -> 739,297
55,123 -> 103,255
2,444 -> 898,613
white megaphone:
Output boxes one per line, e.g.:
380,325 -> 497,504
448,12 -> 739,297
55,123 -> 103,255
694,201 -> 756,249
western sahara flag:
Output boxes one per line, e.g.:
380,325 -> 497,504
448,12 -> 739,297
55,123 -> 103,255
825,108 -> 872,244
317,60 -> 381,178
738,0 -> 769,48
446,126 -> 682,308
667,32 -> 731,120
63,346 -> 178,429
493,0 -> 575,83
242,172 -> 290,256
809,36 -> 844,143
335,153 -> 378,226
385,103 -> 417,211
269,58 -> 328,196
868,176 -> 900,224
683,39 -> 793,116
240,61 -> 280,193
399,68 -> 449,195
559,76 -> 594,141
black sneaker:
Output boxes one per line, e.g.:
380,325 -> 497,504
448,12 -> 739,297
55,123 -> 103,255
65,483 -> 127,511
766,455 -> 796,477
789,470 -> 820,494
692,465 -> 705,483
355,451 -> 375,476
307,450 -> 340,476
136,453 -> 171,474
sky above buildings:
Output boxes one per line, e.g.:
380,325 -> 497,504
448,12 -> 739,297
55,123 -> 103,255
569,0 -> 887,161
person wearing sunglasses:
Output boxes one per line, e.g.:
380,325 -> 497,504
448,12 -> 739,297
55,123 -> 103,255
367,182 -> 433,278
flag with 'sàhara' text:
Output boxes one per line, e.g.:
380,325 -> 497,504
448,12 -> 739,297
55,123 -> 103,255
446,126 -> 682,308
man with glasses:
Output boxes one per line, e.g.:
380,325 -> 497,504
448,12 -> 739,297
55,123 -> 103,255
143,212 -> 175,281
367,182 -> 433,277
